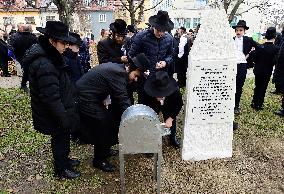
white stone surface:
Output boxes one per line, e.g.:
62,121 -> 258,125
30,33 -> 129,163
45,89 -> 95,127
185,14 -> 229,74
182,8 -> 236,161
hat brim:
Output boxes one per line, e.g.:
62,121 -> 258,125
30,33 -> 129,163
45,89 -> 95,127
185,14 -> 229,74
144,75 -> 177,97
149,16 -> 174,31
36,26 -> 74,42
232,25 -> 249,30
132,56 -> 147,72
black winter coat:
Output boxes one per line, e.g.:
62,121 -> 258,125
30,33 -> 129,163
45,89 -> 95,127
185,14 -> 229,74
76,62 -> 132,145
274,43 -> 284,91
250,42 -> 279,76
64,48 -> 84,83
97,37 -> 124,64
0,39 -> 9,72
10,32 -> 38,65
76,62 -> 131,118
23,36 -> 79,135
128,28 -> 174,75
144,89 -> 183,119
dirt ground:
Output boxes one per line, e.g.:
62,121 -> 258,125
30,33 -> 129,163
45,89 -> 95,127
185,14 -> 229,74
0,76 -> 283,194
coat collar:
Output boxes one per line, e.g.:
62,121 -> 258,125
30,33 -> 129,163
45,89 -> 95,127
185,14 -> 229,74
38,35 -> 67,69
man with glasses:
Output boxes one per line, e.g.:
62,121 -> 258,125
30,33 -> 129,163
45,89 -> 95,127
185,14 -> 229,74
97,19 -> 128,64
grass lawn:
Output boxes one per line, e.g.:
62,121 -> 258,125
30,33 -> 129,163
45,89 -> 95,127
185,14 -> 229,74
0,78 -> 283,193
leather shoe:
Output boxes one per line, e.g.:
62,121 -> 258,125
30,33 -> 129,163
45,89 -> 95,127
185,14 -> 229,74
68,158 -> 80,167
55,169 -> 81,179
274,110 -> 284,117
93,160 -> 115,172
170,137 -> 180,149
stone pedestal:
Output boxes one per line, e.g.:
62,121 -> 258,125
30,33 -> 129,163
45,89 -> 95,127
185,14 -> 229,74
182,8 -> 236,161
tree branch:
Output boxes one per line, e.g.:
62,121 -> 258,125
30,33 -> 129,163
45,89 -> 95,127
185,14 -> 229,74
120,0 -> 130,12
144,0 -> 164,11
134,0 -> 145,13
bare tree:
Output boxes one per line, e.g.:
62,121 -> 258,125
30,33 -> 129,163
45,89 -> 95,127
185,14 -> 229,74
117,0 -> 164,25
209,0 -> 274,23
259,1 -> 284,30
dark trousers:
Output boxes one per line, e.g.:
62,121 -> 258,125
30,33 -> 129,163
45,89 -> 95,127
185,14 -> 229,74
252,74 -> 271,107
235,63 -> 247,109
51,132 -> 70,171
94,145 -> 111,162
169,118 -> 177,139
176,58 -> 188,88
21,65 -> 29,87
1,60 -> 10,76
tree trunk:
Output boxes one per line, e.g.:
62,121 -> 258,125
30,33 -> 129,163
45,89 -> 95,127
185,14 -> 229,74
228,0 -> 244,23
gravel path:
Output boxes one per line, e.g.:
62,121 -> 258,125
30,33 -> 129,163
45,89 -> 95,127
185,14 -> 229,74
0,76 -> 21,89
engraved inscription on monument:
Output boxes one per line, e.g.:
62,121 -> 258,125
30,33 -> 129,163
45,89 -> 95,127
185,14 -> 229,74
189,60 -> 235,123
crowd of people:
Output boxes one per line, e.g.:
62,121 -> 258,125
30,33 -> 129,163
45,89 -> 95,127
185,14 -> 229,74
0,10 -> 284,180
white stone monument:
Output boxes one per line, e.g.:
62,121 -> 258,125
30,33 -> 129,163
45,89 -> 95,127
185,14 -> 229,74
182,8 -> 236,161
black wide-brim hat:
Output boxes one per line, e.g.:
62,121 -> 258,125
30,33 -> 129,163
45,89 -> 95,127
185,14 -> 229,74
262,27 -> 277,39
110,19 -> 127,35
232,20 -> 249,30
149,10 -> 174,32
69,32 -> 83,46
131,53 -> 150,72
144,71 -> 177,97
36,21 -> 73,42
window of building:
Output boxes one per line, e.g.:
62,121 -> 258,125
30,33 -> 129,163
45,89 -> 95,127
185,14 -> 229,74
3,0 -> 15,6
46,16 -> 56,21
193,18 -> 201,28
99,14 -> 106,22
97,0 -> 107,7
3,17 -> 14,26
184,18 -> 191,29
25,17 -> 35,24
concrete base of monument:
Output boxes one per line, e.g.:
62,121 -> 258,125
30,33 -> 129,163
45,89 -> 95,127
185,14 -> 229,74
182,122 -> 233,161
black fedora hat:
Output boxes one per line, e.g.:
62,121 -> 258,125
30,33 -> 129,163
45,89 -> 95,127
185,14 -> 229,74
130,53 -> 150,72
262,27 -> 276,40
110,19 -> 127,35
232,20 -> 249,30
144,71 -> 177,97
127,25 -> 136,33
36,21 -> 73,42
149,10 -> 174,32
69,32 -> 82,46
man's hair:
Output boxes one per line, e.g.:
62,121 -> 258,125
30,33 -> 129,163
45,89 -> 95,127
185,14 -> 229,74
180,27 -> 186,32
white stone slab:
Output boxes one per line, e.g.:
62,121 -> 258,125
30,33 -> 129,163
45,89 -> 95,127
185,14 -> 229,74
182,8 -> 237,161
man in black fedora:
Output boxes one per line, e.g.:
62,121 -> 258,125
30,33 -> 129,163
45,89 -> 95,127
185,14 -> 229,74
143,71 -> 183,148
76,53 -> 150,172
97,19 -> 128,64
250,27 -> 279,111
232,20 -> 258,114
128,10 -> 174,104
23,21 -> 81,179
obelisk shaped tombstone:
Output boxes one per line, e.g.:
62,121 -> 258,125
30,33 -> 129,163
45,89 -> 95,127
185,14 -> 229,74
182,8 -> 236,161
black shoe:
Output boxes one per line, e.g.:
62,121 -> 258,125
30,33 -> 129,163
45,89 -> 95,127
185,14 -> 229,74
274,110 -> 284,117
93,160 -> 115,172
233,122 -> 238,131
55,169 -> 81,179
3,74 -> 11,77
234,108 -> 240,115
68,158 -> 80,167
170,137 -> 180,149
106,148 -> 119,158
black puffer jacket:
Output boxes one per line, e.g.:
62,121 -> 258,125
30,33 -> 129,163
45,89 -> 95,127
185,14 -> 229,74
23,35 -> 79,135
